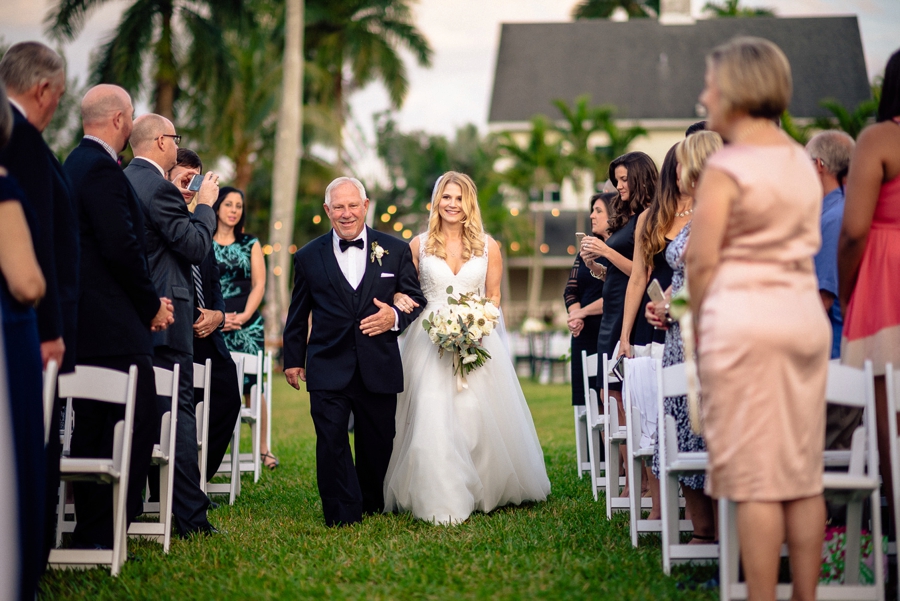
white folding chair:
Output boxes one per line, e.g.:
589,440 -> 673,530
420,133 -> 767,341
623,357 -> 660,546
55,395 -> 76,547
575,351 -> 618,501
195,359 -> 240,504
48,365 -> 137,576
719,360 -> 884,601
231,350 -> 263,483
602,353 -> 630,518
884,362 -> 900,588
656,360 -> 716,574
43,359 -> 58,445
575,351 -> 595,479
127,364 -> 179,553
265,351 -> 273,457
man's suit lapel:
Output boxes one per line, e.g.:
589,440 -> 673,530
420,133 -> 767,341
318,235 -> 355,314
355,227 -> 380,315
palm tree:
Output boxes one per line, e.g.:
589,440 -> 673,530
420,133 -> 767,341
45,0 -> 248,119
305,0 -> 432,166
703,0 -> 774,17
594,111 -> 647,184
813,98 -> 879,140
265,0 -> 305,346
571,0 -> 659,19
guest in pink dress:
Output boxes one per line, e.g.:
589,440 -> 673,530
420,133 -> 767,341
839,47 -> 900,520
686,37 -> 830,601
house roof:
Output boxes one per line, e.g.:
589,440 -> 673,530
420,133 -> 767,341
488,16 -> 871,123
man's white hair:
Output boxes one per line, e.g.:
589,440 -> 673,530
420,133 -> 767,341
325,176 -> 367,206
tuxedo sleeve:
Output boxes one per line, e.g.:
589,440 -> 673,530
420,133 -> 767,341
81,160 -> 160,326
0,122 -> 63,341
394,243 -> 426,333
146,181 -> 215,264
283,253 -> 311,369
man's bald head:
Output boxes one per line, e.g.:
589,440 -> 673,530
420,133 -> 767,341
131,114 -> 172,151
81,84 -> 131,126
131,113 -> 178,171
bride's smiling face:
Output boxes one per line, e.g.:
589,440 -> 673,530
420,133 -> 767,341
438,182 -> 465,225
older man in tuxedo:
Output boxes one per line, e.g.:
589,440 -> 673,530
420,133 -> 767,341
0,40 -> 79,583
64,84 -> 175,549
125,114 -> 220,536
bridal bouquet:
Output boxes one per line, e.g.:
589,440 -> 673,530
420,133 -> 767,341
422,286 -> 501,390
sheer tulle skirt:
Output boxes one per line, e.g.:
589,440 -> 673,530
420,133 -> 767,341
383,309 -> 551,524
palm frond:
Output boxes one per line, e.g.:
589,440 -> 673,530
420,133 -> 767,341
44,0 -> 111,42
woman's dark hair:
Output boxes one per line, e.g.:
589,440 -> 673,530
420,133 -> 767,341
877,48 -> 900,122
589,192 -> 616,237
638,143 -> 680,267
607,152 -> 658,233
213,186 -> 246,238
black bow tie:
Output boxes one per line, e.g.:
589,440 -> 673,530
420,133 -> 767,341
339,238 -> 364,252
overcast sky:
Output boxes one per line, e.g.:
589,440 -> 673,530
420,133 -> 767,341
1,0 -> 897,179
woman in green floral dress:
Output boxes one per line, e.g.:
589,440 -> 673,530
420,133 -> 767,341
213,187 -> 278,469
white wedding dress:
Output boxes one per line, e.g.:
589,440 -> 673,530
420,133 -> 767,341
383,235 -> 551,524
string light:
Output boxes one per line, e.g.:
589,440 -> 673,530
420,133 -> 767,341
551,208 -> 560,217
510,208 -> 519,216
567,245 -> 576,255
288,244 -> 297,253
540,243 -> 549,254
393,222 -> 403,232
510,242 -> 521,252
274,221 -> 283,230
312,215 -> 322,224
262,245 -> 273,255
273,266 -> 282,276
402,229 -> 412,239
273,243 -> 282,252
381,214 -> 391,223
387,205 -> 397,214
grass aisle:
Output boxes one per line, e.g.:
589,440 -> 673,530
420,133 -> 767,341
40,378 -> 716,600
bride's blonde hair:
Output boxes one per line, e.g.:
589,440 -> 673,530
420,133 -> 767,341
424,171 -> 485,260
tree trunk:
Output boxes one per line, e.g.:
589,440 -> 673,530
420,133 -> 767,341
154,3 -> 177,120
263,0 -> 304,354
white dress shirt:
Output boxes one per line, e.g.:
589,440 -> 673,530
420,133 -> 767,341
331,228 -> 399,329
133,155 -> 167,177
8,97 -> 27,119
332,228 -> 367,289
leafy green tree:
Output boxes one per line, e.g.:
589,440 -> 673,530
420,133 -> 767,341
780,110 -> 813,145
497,115 -> 570,200
305,0 -> 433,166
703,0 -> 774,17
45,0 -> 249,119
571,0 -> 659,19
813,98 -> 879,140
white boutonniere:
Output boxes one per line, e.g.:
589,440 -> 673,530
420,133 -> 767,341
370,241 -> 389,266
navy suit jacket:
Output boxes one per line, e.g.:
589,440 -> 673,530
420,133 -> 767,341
0,104 -> 79,371
125,158 -> 216,354
195,247 -> 231,362
64,138 -> 159,358
283,227 -> 426,394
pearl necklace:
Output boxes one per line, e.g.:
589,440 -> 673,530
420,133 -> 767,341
675,207 -> 693,218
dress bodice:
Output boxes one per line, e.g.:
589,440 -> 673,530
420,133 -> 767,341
417,233 -> 488,304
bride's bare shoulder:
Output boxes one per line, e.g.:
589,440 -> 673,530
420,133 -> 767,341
410,235 -> 422,254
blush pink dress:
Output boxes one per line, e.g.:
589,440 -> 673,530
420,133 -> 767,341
698,143 -> 831,502
841,169 -> 900,374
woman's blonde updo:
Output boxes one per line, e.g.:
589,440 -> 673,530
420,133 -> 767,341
676,130 -> 724,192
424,171 -> 485,260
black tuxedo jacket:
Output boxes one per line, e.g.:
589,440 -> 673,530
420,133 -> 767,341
0,104 -> 80,370
283,227 -> 426,394
64,138 -> 160,358
195,247 -> 231,361
124,158 -> 216,354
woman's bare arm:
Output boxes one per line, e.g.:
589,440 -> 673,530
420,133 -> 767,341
0,202 -> 45,305
618,211 -> 650,357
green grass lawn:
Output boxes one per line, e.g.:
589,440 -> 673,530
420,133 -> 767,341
39,378 -> 717,600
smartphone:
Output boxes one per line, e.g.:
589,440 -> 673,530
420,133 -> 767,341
610,355 -> 626,380
187,174 -> 204,192
575,232 -> 586,250
647,278 -> 666,305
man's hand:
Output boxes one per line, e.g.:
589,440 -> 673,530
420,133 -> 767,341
151,297 -> 175,332
195,171 -> 220,207
360,298 -> 395,336
41,337 -> 65,369
223,312 -> 243,332
285,367 -> 305,390
193,307 -> 224,338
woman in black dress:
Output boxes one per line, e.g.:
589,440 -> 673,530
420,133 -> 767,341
580,152 -> 658,496
565,192 -> 614,406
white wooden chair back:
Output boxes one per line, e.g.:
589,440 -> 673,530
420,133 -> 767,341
50,364 -> 137,576
623,358 -> 659,547
719,360 -> 883,600
602,353 -> 629,518
886,362 -> 900,590
192,359 -> 212,493
230,350 -> 263,483
579,351 -> 606,493
43,359 -> 58,446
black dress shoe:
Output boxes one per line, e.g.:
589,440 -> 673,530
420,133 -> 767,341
209,501 -> 220,510
181,524 -> 222,538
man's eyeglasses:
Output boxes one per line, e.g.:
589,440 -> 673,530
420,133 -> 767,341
158,134 -> 182,145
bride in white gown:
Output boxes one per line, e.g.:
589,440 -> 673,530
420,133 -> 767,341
384,172 -> 550,525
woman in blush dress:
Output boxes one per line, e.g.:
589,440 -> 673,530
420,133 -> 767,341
839,47 -> 900,518
384,172 -> 550,525
685,37 -> 830,600
212,187 -> 278,469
